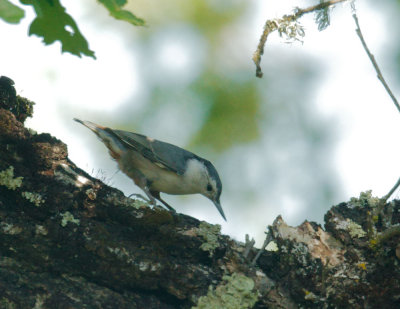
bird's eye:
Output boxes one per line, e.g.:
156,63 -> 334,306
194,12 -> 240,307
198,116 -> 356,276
206,184 -> 212,191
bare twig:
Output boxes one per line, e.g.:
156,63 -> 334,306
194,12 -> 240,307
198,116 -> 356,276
382,176 -> 400,204
352,10 -> 400,114
295,0 -> 349,16
352,4 -> 400,205
243,234 -> 256,259
251,228 -> 273,266
253,0 -> 349,78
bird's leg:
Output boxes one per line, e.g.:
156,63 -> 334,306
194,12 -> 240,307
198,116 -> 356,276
150,190 -> 176,213
128,193 -> 148,200
128,175 -> 158,206
142,187 -> 158,206
130,176 -> 176,213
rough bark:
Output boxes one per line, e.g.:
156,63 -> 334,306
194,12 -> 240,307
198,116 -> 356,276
0,76 -> 399,308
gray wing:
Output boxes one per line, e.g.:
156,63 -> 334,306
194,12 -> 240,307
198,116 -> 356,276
112,130 -> 196,175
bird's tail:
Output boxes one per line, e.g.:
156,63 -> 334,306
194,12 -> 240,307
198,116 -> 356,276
73,118 -> 125,160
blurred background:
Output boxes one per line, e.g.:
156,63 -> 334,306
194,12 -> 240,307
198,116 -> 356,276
1,0 -> 399,245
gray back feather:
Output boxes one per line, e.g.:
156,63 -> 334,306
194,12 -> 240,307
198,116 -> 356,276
112,130 -> 197,175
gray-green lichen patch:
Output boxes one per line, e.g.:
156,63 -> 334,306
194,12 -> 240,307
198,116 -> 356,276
85,188 -> 96,200
304,289 -> 318,302
335,218 -> 366,238
349,190 -> 380,208
35,225 -> 48,236
106,192 -> 148,210
193,273 -> 258,309
60,211 -> 80,227
127,198 -> 148,210
21,191 -> 44,206
138,261 -> 161,272
0,166 -> 23,190
197,222 -> 221,257
347,220 -> 367,238
265,241 -> 279,252
107,246 -> 134,264
1,222 -> 23,235
107,246 -> 161,272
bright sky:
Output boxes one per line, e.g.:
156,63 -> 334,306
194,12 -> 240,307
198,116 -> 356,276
255,0 -> 400,196
1,0 -> 399,245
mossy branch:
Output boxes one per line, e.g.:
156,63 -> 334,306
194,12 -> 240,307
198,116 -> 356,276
253,0 -> 350,78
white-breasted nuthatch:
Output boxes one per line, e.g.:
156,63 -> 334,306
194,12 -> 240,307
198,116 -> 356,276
74,119 -> 226,221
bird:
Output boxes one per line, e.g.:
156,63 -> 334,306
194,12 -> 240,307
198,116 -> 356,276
73,118 -> 226,221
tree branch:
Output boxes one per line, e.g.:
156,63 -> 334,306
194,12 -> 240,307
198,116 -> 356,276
351,4 -> 400,205
352,9 -> 400,114
253,0 -> 350,78
382,176 -> 400,203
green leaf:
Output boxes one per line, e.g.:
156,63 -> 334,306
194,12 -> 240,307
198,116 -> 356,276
0,0 -> 25,24
98,0 -> 145,26
20,0 -> 95,58
115,0 -> 127,6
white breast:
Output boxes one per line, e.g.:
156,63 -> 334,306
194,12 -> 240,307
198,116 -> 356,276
153,158 -> 208,195
124,156 -> 207,195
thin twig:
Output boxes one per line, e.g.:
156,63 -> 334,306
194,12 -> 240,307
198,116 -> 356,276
253,0 -> 349,78
243,234 -> 256,259
251,228 -> 273,266
352,5 -> 400,205
382,176 -> 400,203
295,0 -> 349,17
352,11 -> 400,114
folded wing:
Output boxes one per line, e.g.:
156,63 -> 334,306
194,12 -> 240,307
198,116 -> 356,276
112,130 -> 197,176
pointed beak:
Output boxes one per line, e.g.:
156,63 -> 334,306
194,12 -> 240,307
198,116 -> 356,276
213,200 -> 226,221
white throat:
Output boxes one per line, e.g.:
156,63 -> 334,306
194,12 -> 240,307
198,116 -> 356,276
183,159 -> 209,191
